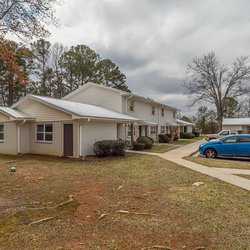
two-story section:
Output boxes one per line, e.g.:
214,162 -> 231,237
63,82 -> 179,143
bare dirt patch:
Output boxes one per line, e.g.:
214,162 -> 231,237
74,178 -> 110,223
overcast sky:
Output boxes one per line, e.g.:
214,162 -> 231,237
48,0 -> 250,115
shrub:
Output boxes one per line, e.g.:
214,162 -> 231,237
180,132 -> 195,139
174,135 -> 179,141
158,134 -> 169,143
133,143 -> 145,150
192,131 -> 200,137
136,136 -> 154,149
93,140 -> 127,157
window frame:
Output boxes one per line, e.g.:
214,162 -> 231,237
151,126 -> 156,135
160,126 -> 166,134
161,108 -> 164,117
36,123 -> 53,143
151,106 -> 155,115
0,124 -> 4,141
129,98 -> 135,112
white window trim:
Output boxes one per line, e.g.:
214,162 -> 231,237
36,123 -> 53,143
160,126 -> 166,134
151,106 -> 155,116
151,126 -> 156,135
0,124 -> 4,142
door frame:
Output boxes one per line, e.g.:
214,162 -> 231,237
63,123 -> 74,157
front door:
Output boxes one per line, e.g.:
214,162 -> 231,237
63,124 -> 73,157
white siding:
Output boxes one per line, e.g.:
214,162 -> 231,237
64,85 -> 123,113
0,113 -> 10,122
0,122 -> 18,155
222,125 -> 243,131
29,122 -> 63,156
17,99 -> 72,122
80,121 -> 117,156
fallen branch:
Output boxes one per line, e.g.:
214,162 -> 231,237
116,210 -> 157,216
142,245 -> 172,250
99,213 -> 110,219
28,217 -> 54,226
55,194 -> 74,208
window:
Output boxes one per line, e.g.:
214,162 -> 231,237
161,126 -> 166,134
173,112 -> 176,119
222,136 -> 237,143
161,108 -> 164,117
129,98 -> 135,112
0,124 -> 4,141
127,125 -> 131,137
237,136 -> 250,142
151,126 -> 156,135
36,124 -> 53,142
219,131 -> 230,136
151,106 -> 155,115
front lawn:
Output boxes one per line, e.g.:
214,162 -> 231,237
0,154 -> 249,249
185,156 -> 250,170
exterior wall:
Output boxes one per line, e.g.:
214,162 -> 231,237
0,113 -> 10,122
0,122 -> 18,155
222,125 -> 243,131
64,85 -> 123,113
29,121 -> 63,156
17,99 -> 72,122
186,125 -> 193,133
80,121 -> 117,156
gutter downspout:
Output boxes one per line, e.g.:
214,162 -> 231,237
17,120 -> 26,154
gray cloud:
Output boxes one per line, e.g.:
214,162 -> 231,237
49,0 -> 250,115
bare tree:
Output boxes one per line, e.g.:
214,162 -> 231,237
0,0 -> 61,39
184,52 -> 250,129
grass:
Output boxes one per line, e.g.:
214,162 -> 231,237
0,154 -> 249,249
145,145 -> 177,153
170,139 -> 196,145
185,156 -> 250,170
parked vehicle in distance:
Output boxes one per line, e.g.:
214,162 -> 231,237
199,134 -> 250,159
205,130 -> 238,141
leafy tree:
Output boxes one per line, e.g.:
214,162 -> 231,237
0,0 -> 60,39
30,39 -> 53,96
0,40 -> 33,106
223,97 -> 240,118
50,43 -> 67,98
184,52 -> 250,130
196,106 -> 218,134
96,59 -> 129,92
62,45 -> 130,92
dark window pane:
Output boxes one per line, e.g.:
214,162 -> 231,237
0,133 -> 4,140
45,124 -> 53,133
45,133 -> 53,141
37,125 -> 44,132
0,125 -> 4,133
238,137 -> 250,142
37,133 -> 44,141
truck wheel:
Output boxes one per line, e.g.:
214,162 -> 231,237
205,149 -> 217,158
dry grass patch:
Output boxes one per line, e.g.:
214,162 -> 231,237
0,154 -> 249,249
236,175 -> 250,180
185,156 -> 250,170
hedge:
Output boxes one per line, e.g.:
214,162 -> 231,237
93,140 -> 127,157
158,134 -> 169,143
133,143 -> 145,150
136,136 -> 154,149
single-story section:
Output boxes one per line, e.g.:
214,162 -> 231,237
222,118 -> 250,133
177,119 -> 194,133
0,95 -> 140,157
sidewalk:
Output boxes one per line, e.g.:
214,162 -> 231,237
128,140 -> 250,190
